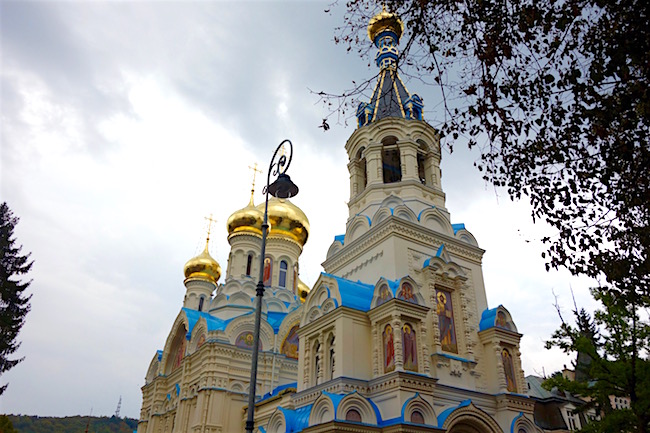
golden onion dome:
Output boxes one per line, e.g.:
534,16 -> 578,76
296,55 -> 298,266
184,243 -> 222,284
227,194 -> 264,236
297,278 -> 311,303
367,7 -> 404,42
257,197 -> 310,247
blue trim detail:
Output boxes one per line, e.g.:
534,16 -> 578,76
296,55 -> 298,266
322,391 -> 346,418
511,412 -> 525,433
451,223 -> 466,234
355,213 -> 372,227
478,306 -> 507,331
435,244 -> 445,257
261,382 -> 297,401
417,206 -> 436,221
334,234 -> 345,245
182,307 -> 229,336
373,30 -> 399,46
156,350 -> 163,361
433,352 -> 476,364
266,311 -> 288,332
437,399 -> 472,427
322,273 -> 376,312
175,383 -> 180,395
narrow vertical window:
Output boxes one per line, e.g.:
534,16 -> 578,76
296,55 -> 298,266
313,342 -> 321,385
382,136 -> 401,183
198,296 -> 205,312
246,254 -> 253,276
328,334 -> 335,379
279,260 -> 288,288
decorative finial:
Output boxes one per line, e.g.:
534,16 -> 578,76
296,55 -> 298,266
367,7 -> 404,69
204,214 -> 217,246
248,163 -> 263,203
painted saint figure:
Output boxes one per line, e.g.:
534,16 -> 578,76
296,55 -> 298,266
377,283 -> 392,307
496,310 -> 510,329
263,257 -> 273,286
383,324 -> 395,372
397,282 -> 417,304
436,289 -> 458,353
281,325 -> 300,359
502,348 -> 517,392
173,340 -> 185,370
402,323 -> 418,371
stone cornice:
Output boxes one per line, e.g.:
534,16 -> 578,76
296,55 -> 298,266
298,306 -> 370,337
323,216 -> 485,272
367,298 -> 430,322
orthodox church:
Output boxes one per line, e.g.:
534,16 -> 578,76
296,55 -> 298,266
138,9 -> 542,433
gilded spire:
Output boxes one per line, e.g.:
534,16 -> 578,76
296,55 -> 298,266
356,8 -> 424,127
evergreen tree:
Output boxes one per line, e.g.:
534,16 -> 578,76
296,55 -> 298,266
0,202 -> 33,395
0,415 -> 18,433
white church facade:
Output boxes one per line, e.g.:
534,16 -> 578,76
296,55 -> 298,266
138,9 -> 542,433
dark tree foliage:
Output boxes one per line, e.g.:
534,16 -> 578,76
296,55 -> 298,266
544,303 -> 650,432
0,415 -> 18,433
0,202 -> 33,395
330,0 -> 649,431
7,415 -> 138,433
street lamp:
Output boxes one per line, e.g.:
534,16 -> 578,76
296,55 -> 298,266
245,139 -> 299,433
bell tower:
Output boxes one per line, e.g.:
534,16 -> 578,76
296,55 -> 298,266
345,9 -> 448,223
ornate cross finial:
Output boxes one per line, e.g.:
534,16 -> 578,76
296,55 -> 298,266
248,163 -> 263,193
204,213 -> 217,243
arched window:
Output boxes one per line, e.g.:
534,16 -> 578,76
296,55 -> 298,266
382,136 -> 401,183
345,409 -> 362,423
198,296 -> 205,312
410,410 -> 425,424
246,254 -> 253,276
328,334 -> 336,380
313,341 -> 321,385
279,260 -> 288,288
416,140 -> 428,185
357,147 -> 367,190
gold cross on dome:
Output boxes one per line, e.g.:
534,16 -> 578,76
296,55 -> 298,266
204,213 -> 217,242
248,163 -> 263,193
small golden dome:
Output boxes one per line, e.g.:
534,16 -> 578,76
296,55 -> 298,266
184,243 -> 221,284
297,278 -> 311,303
227,194 -> 264,236
257,197 -> 310,247
367,7 -> 404,42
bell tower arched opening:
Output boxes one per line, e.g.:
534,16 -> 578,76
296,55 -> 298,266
382,136 -> 401,183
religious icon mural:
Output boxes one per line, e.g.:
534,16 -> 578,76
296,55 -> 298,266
235,331 -> 261,350
397,282 -> 418,304
502,348 -> 517,392
402,323 -> 418,371
173,339 -> 186,370
436,288 -> 458,353
496,310 -> 510,329
376,283 -> 392,307
196,333 -> 206,350
263,257 -> 273,286
383,324 -> 395,373
281,325 -> 300,359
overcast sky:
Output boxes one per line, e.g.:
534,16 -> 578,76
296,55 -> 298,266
0,0 -> 598,420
